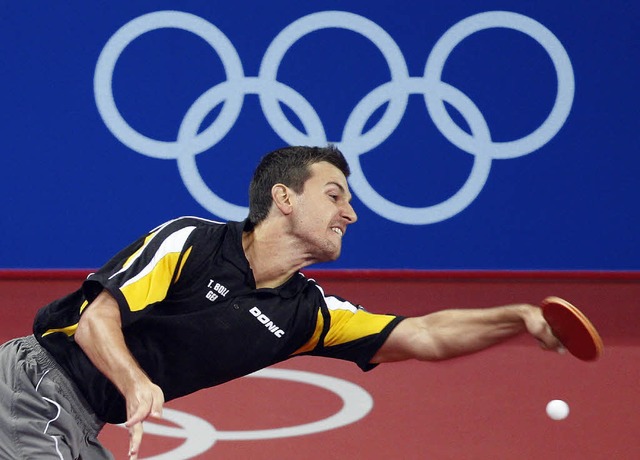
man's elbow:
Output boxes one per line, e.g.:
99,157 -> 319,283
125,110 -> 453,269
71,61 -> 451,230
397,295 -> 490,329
74,314 -> 93,349
74,290 -> 121,348
415,341 -> 450,362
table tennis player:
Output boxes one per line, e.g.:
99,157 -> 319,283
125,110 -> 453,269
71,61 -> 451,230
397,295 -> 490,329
0,145 -> 563,459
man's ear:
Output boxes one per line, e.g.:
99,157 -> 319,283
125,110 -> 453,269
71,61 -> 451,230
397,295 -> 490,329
271,184 -> 293,215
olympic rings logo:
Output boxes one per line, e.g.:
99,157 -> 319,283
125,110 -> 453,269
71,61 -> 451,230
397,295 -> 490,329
115,368 -> 373,459
94,10 -> 574,225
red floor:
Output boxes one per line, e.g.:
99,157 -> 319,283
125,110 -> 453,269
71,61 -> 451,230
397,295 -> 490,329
2,272 -> 638,459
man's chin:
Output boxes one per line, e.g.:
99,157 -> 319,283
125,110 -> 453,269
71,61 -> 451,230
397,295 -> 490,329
316,246 -> 341,263
326,252 -> 340,262
328,246 -> 342,261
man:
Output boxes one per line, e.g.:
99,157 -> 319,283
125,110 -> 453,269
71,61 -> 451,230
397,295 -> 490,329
0,145 -> 561,459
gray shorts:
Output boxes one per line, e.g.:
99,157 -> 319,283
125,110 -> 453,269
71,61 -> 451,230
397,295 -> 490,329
0,335 -> 113,459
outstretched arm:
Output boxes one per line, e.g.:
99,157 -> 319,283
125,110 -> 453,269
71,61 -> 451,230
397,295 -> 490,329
74,290 -> 164,460
372,304 -> 562,363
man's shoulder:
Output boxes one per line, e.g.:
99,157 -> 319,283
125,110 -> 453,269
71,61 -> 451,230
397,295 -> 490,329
157,216 -> 228,230
151,216 -> 239,240
290,273 -> 329,301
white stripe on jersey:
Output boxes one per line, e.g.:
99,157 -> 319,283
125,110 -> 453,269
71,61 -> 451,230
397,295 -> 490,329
108,230 -> 162,281
148,215 -> 223,233
314,284 -> 358,313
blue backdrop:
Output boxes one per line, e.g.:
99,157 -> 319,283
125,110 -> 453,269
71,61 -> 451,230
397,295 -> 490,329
2,1 -> 638,269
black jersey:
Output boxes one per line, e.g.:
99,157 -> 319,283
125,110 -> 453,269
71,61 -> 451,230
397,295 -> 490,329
33,217 -> 404,424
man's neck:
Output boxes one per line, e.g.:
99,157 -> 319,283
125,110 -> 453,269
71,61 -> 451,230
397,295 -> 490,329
242,219 -> 315,289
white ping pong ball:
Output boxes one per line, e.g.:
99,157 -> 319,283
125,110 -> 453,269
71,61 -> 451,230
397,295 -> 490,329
546,399 -> 570,420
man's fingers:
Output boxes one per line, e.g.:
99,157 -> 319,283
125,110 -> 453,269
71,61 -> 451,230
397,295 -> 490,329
537,337 -> 566,354
125,387 -> 164,427
151,397 -> 164,418
544,323 -> 564,352
124,404 -> 149,428
128,421 -> 143,460
123,382 -> 165,458
150,384 -> 165,419
526,307 -> 564,352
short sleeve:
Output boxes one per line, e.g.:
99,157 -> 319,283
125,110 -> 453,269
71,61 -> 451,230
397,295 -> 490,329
82,219 -> 197,325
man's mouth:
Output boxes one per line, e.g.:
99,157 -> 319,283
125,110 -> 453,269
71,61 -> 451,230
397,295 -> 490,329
331,227 -> 344,237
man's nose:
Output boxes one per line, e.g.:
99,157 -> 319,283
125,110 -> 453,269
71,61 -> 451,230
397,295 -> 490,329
343,202 -> 358,224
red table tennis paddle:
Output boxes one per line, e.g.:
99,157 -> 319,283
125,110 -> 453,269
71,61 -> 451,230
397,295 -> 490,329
541,296 -> 603,361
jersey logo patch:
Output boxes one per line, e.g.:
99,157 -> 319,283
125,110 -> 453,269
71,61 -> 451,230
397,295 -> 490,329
249,307 -> 285,338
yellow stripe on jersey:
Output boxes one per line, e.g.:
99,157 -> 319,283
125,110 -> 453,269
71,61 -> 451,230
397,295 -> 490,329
117,225 -> 195,312
41,323 -> 78,337
120,250 -> 181,311
175,245 -> 192,283
293,310 -> 325,355
323,308 -> 395,347
319,292 -> 396,346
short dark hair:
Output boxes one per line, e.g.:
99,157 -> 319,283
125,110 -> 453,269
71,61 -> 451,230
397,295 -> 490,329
247,145 -> 350,227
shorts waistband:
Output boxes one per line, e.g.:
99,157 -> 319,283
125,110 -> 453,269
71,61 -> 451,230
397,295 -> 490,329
23,335 -> 105,435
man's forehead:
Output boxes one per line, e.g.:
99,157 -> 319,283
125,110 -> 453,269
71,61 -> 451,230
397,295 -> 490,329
309,161 -> 348,185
